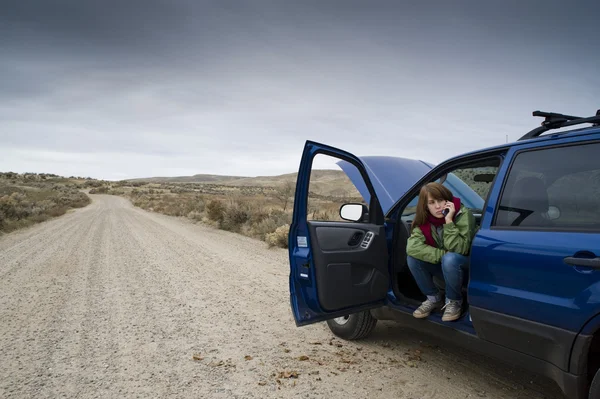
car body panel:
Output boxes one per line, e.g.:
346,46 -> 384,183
336,156 -> 433,214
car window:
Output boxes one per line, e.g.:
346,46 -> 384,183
401,159 -> 499,223
307,154 -> 366,222
495,141 -> 600,230
446,165 -> 497,210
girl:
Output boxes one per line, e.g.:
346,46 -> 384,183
406,182 -> 476,322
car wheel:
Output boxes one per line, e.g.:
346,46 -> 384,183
325,311 -> 377,340
590,367 -> 600,399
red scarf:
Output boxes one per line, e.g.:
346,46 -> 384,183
420,197 -> 461,248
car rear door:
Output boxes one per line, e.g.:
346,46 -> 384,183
289,141 -> 390,326
468,136 -> 600,371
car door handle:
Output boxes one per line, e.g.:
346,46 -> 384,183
564,257 -> 600,269
347,232 -> 363,246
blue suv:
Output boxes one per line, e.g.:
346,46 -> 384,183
288,110 -> 600,399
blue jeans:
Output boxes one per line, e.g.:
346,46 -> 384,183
407,253 -> 468,302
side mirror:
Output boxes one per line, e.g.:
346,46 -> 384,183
340,203 -> 368,222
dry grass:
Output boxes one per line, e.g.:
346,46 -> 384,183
93,173 -> 364,248
122,187 -> 294,246
0,172 -> 91,233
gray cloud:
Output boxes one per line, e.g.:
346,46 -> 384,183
1,0 -> 599,180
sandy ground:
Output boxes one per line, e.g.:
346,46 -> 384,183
0,194 -> 565,399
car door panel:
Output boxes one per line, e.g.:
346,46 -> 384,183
289,141 -> 389,326
309,222 -> 389,311
312,225 -> 364,250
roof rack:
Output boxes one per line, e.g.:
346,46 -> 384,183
518,109 -> 600,141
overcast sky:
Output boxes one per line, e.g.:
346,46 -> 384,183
1,0 -> 598,180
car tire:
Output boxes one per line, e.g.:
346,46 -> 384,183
325,311 -> 377,340
590,368 -> 600,399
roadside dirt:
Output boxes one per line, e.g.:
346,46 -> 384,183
0,194 -> 564,398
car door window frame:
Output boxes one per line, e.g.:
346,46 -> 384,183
307,149 -> 385,225
389,151 -> 506,222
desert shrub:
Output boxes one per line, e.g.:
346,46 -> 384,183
247,207 -> 269,225
181,196 -> 204,215
309,209 -> 335,221
0,180 -> 90,233
89,186 -> 109,194
159,198 -> 179,216
84,180 -> 104,188
221,202 -> 250,232
268,208 -> 292,226
72,193 -> 90,207
246,217 -> 279,240
0,193 -> 30,220
131,193 -> 150,208
265,224 -> 290,248
0,194 -> 18,220
109,189 -> 125,196
193,197 -> 205,213
206,199 -> 225,222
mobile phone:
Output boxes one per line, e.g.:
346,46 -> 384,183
442,208 -> 449,217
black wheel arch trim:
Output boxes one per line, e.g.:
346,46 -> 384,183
570,332 -> 592,375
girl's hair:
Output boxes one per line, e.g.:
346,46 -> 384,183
410,182 -> 454,231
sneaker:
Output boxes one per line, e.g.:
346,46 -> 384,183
413,299 -> 442,319
441,300 -> 462,322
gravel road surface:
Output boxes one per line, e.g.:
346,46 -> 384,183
0,194 -> 565,398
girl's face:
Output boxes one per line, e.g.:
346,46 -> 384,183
427,193 -> 446,219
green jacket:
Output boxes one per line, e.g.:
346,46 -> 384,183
406,205 -> 476,264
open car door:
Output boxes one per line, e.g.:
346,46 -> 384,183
288,141 -> 390,326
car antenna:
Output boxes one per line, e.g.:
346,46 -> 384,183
518,109 -> 600,140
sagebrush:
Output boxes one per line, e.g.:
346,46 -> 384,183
0,172 -> 91,233
90,178 -> 356,248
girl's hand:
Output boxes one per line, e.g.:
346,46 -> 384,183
444,201 -> 456,222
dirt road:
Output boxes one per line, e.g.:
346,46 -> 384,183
0,194 -> 564,398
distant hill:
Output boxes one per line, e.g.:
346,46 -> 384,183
124,170 -> 342,186
125,174 -> 243,184
123,170 -> 361,197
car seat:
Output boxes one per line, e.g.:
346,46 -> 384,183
507,176 -> 550,227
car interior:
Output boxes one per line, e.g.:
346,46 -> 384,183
392,157 -> 502,309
